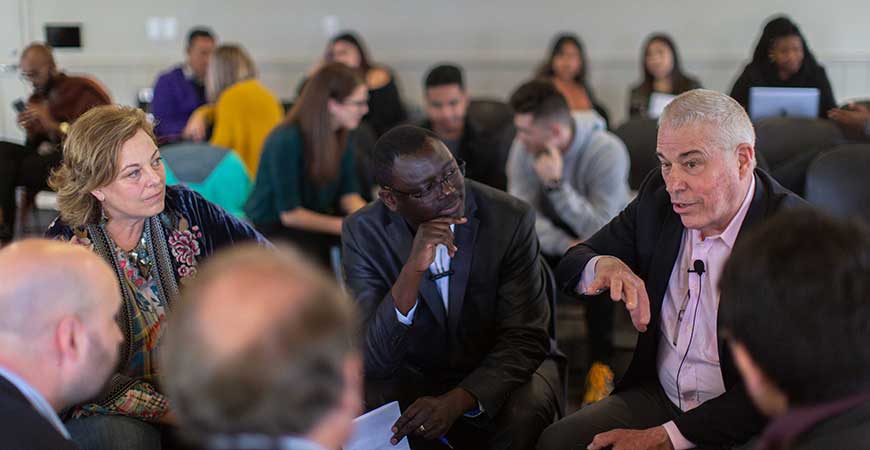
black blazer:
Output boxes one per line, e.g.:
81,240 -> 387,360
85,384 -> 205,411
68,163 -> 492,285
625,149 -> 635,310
342,181 -> 550,417
0,374 -> 77,450
556,169 -> 807,447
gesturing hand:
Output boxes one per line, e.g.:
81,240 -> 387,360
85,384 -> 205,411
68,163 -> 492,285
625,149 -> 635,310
585,256 -> 651,332
407,217 -> 468,273
390,389 -> 475,445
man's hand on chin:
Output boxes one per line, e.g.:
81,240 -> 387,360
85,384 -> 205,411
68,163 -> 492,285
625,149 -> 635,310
587,426 -> 674,450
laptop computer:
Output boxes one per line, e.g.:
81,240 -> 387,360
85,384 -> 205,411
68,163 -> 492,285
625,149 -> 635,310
748,87 -> 820,122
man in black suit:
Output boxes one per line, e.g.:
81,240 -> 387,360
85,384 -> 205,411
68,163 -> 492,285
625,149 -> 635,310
342,125 -> 560,450
0,240 -> 123,450
538,89 -> 806,450
720,210 -> 870,450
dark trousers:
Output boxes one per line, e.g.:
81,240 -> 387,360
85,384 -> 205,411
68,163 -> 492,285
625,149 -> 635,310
536,381 -> 752,450
0,141 -> 61,240
366,359 -> 561,450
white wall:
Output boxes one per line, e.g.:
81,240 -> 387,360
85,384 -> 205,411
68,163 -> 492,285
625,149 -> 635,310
2,0 -> 870,141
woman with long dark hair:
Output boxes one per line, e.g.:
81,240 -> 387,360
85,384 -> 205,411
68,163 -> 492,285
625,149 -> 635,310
246,62 -> 368,267
307,31 -> 407,137
536,33 -> 610,126
730,16 -> 836,116
628,33 -> 702,119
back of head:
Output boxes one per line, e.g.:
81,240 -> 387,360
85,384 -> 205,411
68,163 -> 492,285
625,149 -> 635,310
720,209 -> 870,406
509,79 -> 572,126
424,63 -> 465,90
206,44 -> 256,102
49,105 -> 156,227
164,243 -> 358,443
288,62 -> 364,185
0,239 -> 114,345
659,89 -> 756,154
371,125 -> 441,187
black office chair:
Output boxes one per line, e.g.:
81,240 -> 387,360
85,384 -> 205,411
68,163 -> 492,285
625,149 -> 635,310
805,144 -> 870,224
613,119 -> 659,191
754,117 -> 844,194
541,258 -> 568,418
467,98 -> 514,134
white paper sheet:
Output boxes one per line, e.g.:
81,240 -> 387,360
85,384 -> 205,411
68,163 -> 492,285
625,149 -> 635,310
345,401 -> 410,450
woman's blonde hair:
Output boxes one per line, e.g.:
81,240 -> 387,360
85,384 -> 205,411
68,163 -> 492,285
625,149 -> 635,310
205,44 -> 257,102
48,105 -> 157,227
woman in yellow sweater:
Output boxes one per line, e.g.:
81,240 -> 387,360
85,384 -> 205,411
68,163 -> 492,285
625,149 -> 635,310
182,45 -> 283,177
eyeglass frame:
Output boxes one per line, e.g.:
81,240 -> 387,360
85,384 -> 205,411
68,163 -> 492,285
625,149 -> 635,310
381,159 -> 466,200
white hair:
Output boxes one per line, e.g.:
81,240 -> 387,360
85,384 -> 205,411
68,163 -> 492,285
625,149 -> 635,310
659,89 -> 756,165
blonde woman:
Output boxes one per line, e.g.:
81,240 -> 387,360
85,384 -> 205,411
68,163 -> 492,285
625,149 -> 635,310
47,105 -> 266,450
182,44 -> 283,176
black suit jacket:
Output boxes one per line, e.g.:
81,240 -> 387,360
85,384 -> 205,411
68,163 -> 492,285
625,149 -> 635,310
342,181 -> 550,416
0,374 -> 77,450
555,169 -> 807,447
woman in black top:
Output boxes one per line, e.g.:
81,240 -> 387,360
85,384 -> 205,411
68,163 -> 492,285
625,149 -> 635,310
628,33 -> 702,119
730,16 -> 836,117
324,31 -> 408,137
536,33 -> 611,127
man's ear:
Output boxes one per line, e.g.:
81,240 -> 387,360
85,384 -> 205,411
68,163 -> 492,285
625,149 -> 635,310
54,315 -> 86,368
378,189 -> 399,212
736,143 -> 756,179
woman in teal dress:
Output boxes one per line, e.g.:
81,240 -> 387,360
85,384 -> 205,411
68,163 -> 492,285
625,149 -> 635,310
246,62 -> 368,268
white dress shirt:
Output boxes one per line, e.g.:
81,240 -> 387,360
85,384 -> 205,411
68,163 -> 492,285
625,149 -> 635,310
0,365 -> 71,440
577,176 -> 755,449
396,225 -> 453,324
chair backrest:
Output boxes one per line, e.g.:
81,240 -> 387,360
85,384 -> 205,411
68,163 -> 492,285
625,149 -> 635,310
805,144 -> 870,224
541,257 -> 559,342
613,118 -> 659,190
755,117 -> 843,170
160,142 -> 251,218
467,98 -> 514,134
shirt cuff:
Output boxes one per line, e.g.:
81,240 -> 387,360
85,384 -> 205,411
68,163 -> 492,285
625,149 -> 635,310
662,421 -> 696,450
395,301 -> 418,325
576,255 -> 604,295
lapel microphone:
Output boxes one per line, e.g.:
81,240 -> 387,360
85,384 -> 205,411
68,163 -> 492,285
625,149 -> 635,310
687,259 -> 706,276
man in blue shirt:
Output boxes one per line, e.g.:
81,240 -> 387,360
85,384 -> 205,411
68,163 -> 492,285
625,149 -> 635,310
151,27 -> 216,143
0,240 -> 123,450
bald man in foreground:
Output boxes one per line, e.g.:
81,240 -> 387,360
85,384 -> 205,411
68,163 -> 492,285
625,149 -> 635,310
0,239 -> 123,450
164,244 -> 362,450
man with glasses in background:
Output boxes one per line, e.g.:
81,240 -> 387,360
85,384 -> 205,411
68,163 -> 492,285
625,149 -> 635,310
0,42 -> 110,244
342,125 -> 561,450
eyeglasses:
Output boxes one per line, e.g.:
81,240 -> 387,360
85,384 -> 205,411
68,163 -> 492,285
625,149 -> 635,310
383,159 -> 466,201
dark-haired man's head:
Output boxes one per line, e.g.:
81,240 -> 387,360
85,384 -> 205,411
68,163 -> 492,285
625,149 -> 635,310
186,27 -> 216,81
373,125 -> 466,227
509,79 -> 575,155
424,64 -> 469,139
720,209 -> 870,417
